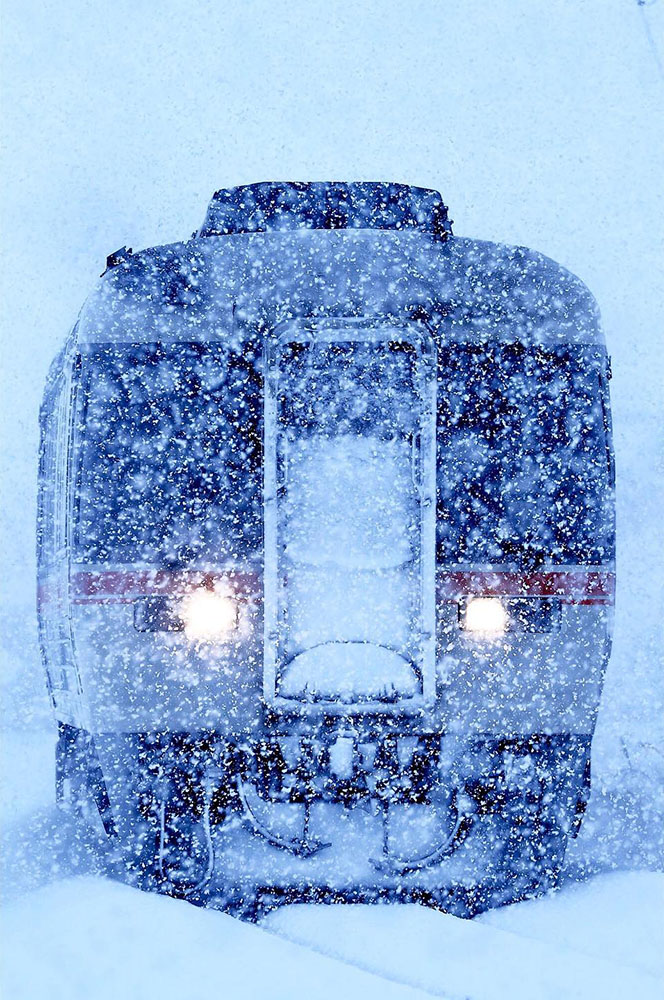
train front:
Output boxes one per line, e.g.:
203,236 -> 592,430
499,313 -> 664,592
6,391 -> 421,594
39,182 -> 615,915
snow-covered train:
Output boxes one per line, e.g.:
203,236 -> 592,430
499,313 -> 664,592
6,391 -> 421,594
38,182 -> 615,917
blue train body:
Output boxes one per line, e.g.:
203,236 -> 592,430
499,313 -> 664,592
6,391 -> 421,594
38,182 -> 615,916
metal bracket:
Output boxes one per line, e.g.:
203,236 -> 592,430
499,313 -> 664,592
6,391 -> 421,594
237,776 -> 330,858
371,791 -> 473,875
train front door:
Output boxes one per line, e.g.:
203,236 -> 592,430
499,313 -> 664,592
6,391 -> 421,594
264,320 -> 437,712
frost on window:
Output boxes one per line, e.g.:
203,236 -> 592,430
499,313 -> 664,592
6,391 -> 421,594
74,343 -> 262,564
436,343 -> 613,566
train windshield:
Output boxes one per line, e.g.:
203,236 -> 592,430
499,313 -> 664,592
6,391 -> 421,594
73,343 -> 262,564
437,343 -> 613,566
73,340 -> 612,567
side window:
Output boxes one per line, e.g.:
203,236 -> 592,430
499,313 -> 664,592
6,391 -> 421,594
38,372 -> 66,564
37,397 -> 57,561
38,349 -> 77,566
599,367 -> 615,488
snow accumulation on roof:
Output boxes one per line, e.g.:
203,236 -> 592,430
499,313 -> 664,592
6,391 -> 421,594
75,181 -> 601,349
78,228 -> 602,349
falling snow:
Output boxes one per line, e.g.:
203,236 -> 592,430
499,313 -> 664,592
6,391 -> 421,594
1,3 -> 663,999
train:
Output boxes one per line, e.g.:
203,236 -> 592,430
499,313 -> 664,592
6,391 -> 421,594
38,181 -> 615,918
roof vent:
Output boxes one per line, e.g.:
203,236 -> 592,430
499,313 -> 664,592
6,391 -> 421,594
199,181 -> 452,240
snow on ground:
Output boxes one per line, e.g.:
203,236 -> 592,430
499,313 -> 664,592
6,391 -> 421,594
0,878 -> 434,1000
264,877 -> 664,1000
477,871 -> 664,981
2,868 -> 661,1000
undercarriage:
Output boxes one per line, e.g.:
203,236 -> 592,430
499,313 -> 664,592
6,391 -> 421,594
57,723 -> 590,920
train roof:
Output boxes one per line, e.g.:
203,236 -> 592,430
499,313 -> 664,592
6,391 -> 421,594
77,182 -> 603,349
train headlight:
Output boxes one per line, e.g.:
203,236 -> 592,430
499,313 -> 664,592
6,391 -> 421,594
180,590 -> 237,642
463,597 -> 508,636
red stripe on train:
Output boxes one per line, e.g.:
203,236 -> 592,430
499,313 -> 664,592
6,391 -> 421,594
437,570 -> 615,604
59,567 -> 616,606
68,569 -> 260,604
